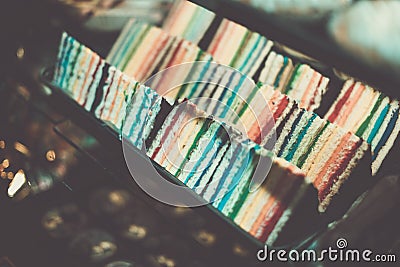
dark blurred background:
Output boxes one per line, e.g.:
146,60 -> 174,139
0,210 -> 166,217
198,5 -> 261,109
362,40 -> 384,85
0,1 -> 399,267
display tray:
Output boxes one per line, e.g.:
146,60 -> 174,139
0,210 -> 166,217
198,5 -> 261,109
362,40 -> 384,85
39,65 -> 381,257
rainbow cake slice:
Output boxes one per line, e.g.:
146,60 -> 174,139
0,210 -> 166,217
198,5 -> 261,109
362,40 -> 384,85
257,50 -> 331,112
231,157 -> 314,245
325,79 -> 400,175
207,19 -> 273,78
283,63 -> 329,111
258,51 -> 294,92
107,19 -> 210,84
106,19 -> 150,71
162,0 -> 216,44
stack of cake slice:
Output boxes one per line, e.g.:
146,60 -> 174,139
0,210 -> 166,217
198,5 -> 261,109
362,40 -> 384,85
55,33 -> 369,215
159,2 -> 398,175
54,33 -> 321,245
161,1 -> 331,111
162,0 -> 216,44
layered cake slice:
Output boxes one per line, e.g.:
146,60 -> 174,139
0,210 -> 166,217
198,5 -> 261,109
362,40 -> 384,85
223,154 -> 316,245
106,19 -> 150,70
284,64 -> 330,111
207,19 -> 273,77
108,19 -> 210,87
325,79 -> 400,174
162,0 -> 216,44
258,51 -> 294,92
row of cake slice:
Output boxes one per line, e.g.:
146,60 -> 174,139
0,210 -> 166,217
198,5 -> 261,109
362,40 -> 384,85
54,32 -> 319,245
105,19 -> 389,181
160,0 -> 400,175
107,19 -> 329,112
54,32 -> 368,214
